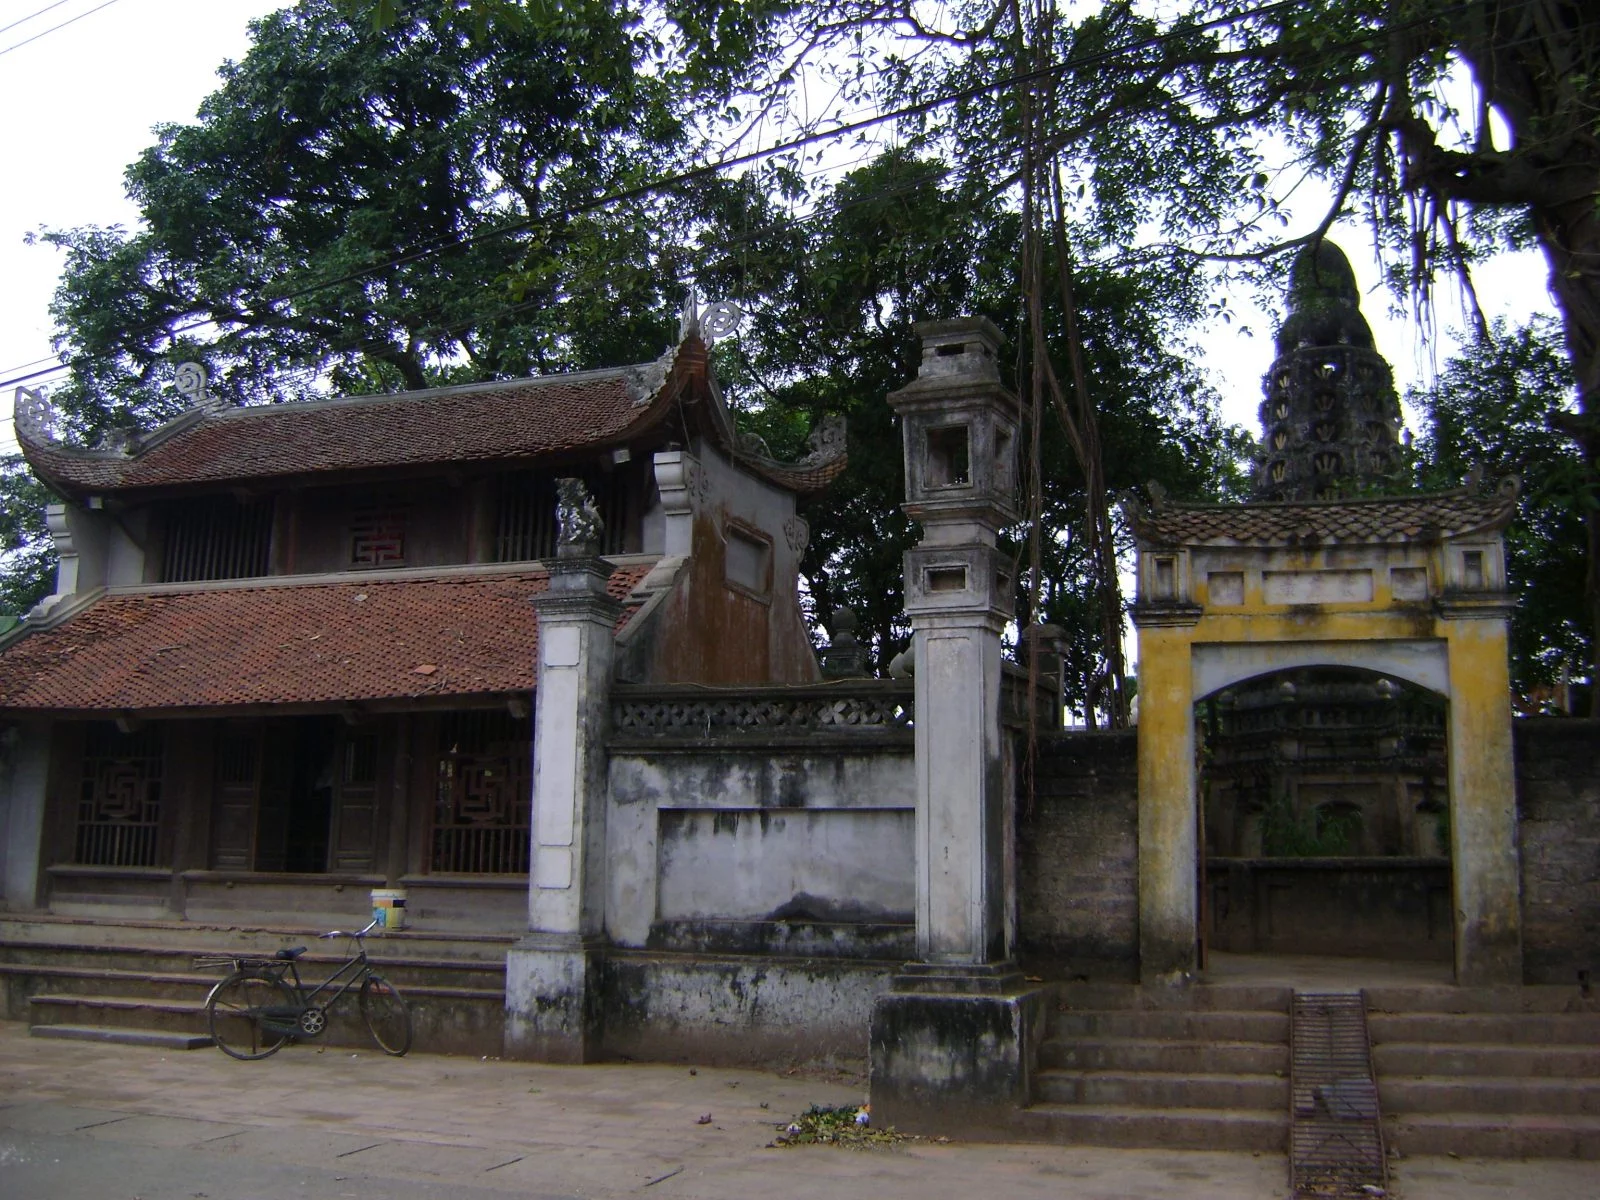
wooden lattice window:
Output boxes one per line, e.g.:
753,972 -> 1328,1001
493,471 -> 628,562
162,497 -> 273,582
75,724 -> 164,867
351,504 -> 407,567
431,710 -> 531,874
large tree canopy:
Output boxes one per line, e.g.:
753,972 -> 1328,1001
10,0 -> 1246,714
639,0 -> 1600,681
38,0 -> 697,445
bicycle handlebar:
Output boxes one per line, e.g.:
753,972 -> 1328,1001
318,917 -> 382,941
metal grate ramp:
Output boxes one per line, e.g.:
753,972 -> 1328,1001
1290,990 -> 1387,1198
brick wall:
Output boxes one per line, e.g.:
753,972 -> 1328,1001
1516,719 -> 1600,985
1016,730 -> 1139,981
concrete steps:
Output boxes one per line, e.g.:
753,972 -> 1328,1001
1016,1103 -> 1285,1151
31,1024 -> 214,1050
0,915 -> 509,1056
1027,983 -> 1291,1151
1367,985 -> 1600,1159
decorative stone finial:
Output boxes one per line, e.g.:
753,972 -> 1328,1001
173,361 -> 228,414
678,290 -> 701,340
701,300 -> 743,342
13,386 -> 57,444
820,606 -> 869,678
677,289 -> 742,344
555,478 -> 603,557
913,317 -> 1003,382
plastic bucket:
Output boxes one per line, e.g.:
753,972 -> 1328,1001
371,888 -> 408,931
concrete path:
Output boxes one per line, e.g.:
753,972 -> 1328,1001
0,1021 -> 1592,1200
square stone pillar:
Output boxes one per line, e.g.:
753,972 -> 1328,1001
870,317 -> 1044,1134
1129,613 -> 1201,984
505,551 -> 621,1062
1,720 -> 52,911
1438,597 -> 1523,985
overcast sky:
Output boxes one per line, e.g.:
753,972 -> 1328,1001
0,0 -> 1561,459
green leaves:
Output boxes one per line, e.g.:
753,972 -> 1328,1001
1412,316 -> 1589,692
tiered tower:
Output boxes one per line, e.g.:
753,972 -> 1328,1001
1253,241 -> 1405,501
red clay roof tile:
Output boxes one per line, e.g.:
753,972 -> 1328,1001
0,562 -> 654,713
22,366 -> 674,495
1129,491 -> 1516,547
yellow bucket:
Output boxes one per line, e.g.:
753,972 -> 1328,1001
371,889 -> 408,931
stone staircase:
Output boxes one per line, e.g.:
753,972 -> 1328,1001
1368,984 -> 1600,1160
1018,982 -> 1291,1150
0,914 -> 510,1057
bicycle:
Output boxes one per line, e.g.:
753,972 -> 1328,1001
195,918 -> 412,1060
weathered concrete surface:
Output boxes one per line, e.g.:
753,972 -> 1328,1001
0,1019 -> 1590,1200
508,556 -> 619,1062
503,934 -> 605,1063
0,721 -> 49,911
1516,719 -> 1600,986
1443,611 -> 1523,985
602,950 -> 892,1068
869,987 -> 1048,1138
638,441 -> 821,685
1131,518 -> 1524,986
1134,620 -> 1199,984
606,747 -> 914,951
1017,731 -> 1139,982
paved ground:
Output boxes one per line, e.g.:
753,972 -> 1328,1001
0,1021 -> 1594,1200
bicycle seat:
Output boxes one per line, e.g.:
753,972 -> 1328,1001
275,946 -> 308,960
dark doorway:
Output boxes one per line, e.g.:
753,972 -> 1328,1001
1197,666 -> 1453,963
213,717 -> 349,873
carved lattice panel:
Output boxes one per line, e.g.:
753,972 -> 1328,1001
351,505 -> 407,567
611,690 -> 913,737
431,711 -> 531,873
75,724 -> 164,867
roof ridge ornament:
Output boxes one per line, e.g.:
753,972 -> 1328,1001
13,385 -> 57,444
174,361 -> 228,414
677,289 -> 742,345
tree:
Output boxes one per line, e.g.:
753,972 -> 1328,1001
717,150 -> 1244,718
15,2 -> 1249,711
0,458 -> 55,621
36,0 -> 699,445
615,0 -> 1600,681
1413,317 -> 1590,704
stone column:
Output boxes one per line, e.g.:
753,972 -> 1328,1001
869,318 -> 1046,1135
0,720 -> 51,911
1130,616 -> 1200,984
504,505 -> 622,1062
1438,598 -> 1523,985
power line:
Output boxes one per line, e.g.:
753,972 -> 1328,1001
0,0 -> 74,40
0,0 -> 122,58
0,0 -> 1509,394
0,0 -> 1308,391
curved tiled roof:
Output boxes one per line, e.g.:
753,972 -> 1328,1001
18,337 -> 849,498
1128,489 -> 1517,547
19,359 -> 680,496
0,563 -> 652,714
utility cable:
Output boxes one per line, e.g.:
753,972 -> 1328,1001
0,0 -> 123,59
0,0 -> 74,40
0,0 -> 1513,392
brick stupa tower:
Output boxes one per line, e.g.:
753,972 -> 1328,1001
1254,241 -> 1405,501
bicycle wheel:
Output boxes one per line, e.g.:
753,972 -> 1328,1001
359,973 -> 412,1056
206,970 -> 297,1060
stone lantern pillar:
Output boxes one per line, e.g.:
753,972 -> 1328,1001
869,318 -> 1046,1134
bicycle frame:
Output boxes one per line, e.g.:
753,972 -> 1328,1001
227,922 -> 381,1038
